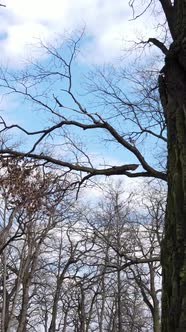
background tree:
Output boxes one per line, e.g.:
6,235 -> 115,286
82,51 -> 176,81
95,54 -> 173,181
88,182 -> 163,332
0,1 -> 185,331
0,174 -> 164,331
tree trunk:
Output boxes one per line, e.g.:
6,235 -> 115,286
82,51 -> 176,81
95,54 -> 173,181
153,301 -> 161,332
160,44 -> 186,331
17,277 -> 30,332
48,258 -> 73,332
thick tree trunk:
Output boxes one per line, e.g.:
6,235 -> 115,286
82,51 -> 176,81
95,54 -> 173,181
160,47 -> 186,331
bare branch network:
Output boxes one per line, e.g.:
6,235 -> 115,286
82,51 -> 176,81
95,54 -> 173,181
0,32 -> 167,186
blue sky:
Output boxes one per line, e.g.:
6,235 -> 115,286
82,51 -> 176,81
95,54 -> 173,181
0,1 -> 166,177
0,0 -> 163,66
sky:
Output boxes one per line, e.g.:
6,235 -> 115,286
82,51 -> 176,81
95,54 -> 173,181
0,0 -> 160,66
0,0 -> 166,192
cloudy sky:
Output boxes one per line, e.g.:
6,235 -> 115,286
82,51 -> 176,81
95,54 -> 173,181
0,1 -> 166,190
0,0 -> 160,66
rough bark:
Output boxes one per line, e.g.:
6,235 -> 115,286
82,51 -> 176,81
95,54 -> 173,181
156,1 -> 186,330
159,29 -> 186,332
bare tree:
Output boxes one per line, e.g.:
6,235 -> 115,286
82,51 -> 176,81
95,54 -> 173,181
0,158 -> 76,331
0,170 -> 165,331
0,2 -> 185,329
0,33 -> 166,182
88,181 -> 164,332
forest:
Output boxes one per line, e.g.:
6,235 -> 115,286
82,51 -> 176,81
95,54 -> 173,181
0,159 -> 164,331
0,1 -> 186,331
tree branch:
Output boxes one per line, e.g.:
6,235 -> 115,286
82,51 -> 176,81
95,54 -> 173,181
148,38 -> 169,55
0,148 -> 167,181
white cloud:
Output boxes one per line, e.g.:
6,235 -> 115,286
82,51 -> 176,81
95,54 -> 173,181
0,0 -> 160,66
2,23 -> 50,61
